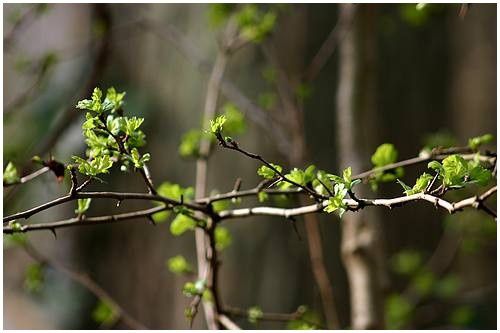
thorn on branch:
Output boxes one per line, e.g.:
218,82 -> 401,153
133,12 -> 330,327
425,172 -> 439,194
146,215 -> 156,226
232,178 -> 242,192
288,216 -> 302,241
69,166 -> 78,196
76,177 -> 92,192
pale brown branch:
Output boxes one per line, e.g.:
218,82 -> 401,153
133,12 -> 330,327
217,314 -> 241,330
222,305 -> 324,328
3,166 -> 50,187
218,186 -> 497,221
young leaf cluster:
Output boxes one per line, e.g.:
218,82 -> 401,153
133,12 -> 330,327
3,162 -> 20,184
73,87 -> 150,177
428,154 -> 492,189
254,161 -> 360,218
179,103 -> 246,158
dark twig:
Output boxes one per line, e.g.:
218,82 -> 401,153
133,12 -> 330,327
4,205 -> 167,234
3,191 -> 207,224
216,136 -> 327,201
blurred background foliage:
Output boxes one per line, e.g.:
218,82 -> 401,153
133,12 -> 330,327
3,3 -> 496,329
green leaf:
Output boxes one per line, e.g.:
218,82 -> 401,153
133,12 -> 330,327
214,226 -> 232,251
371,143 -> 398,167
24,263 -> 44,293
295,82 -> 312,102
411,270 -> 435,297
104,87 -> 126,113
313,170 -> 333,195
343,167 -> 352,184
129,148 -> 149,168
183,279 -> 205,297
3,162 -> 20,184
258,92 -> 277,109
468,134 -> 494,150
350,178 -> 362,188
124,117 -> 144,136
82,112 -> 98,131
167,255 -> 192,275
75,198 -> 92,215
152,210 -> 170,224
324,183 -> 348,217
170,214 -> 197,236
208,4 -> 234,27
385,294 -> 413,329
222,103 -> 246,135
178,129 -> 202,158
257,191 -> 268,202
442,155 -> 469,187
157,182 -> 194,201
76,87 -> 105,113
247,306 -> 263,324
92,300 -> 117,326
257,163 -> 282,179
236,5 -> 277,43
399,173 -> 433,196
434,275 -> 460,299
396,179 -> 412,194
391,250 -> 422,275
210,115 -> 227,134
284,168 -> 306,186
3,233 -> 27,249
286,307 -> 320,330
304,165 -> 316,184
448,306 -> 473,327
72,155 -> 113,177
468,163 -> 492,186
427,160 -> 443,173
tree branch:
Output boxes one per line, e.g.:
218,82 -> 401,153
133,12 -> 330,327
3,191 -> 207,224
218,186 -> 497,221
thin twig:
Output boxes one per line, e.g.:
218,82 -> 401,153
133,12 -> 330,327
139,20 -> 291,155
3,166 -> 50,187
218,314 -> 241,330
216,136 -> 327,201
21,241 -> 147,329
303,4 -> 357,82
4,205 -> 167,234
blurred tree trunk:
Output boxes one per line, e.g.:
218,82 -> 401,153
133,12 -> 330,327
449,4 -> 496,141
336,4 -> 386,329
448,1 -> 496,311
